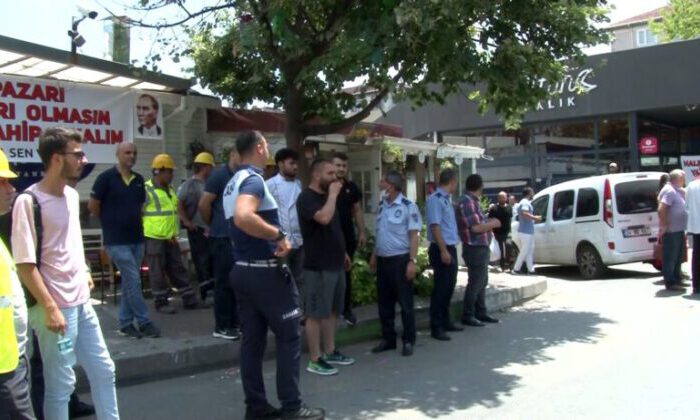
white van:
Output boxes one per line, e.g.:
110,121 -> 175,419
511,172 -> 666,279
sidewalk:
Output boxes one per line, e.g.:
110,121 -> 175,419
83,268 -> 546,388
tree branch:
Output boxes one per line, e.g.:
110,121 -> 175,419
301,85 -> 390,136
123,3 -> 235,29
250,0 -> 283,62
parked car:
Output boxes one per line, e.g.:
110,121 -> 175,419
510,172 -> 666,279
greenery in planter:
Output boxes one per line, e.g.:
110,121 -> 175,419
350,227 -> 433,307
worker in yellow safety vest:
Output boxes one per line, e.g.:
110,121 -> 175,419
0,147 -> 35,418
144,154 -> 203,314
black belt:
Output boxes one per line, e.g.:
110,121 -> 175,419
235,259 -> 278,268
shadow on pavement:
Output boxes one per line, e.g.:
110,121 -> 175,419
319,307 -> 614,419
654,289 -> 687,298
534,265 -> 659,282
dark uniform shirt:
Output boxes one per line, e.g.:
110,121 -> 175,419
90,166 -> 146,245
336,179 -> 361,246
204,164 -> 235,238
488,204 -> 512,239
222,165 -> 280,261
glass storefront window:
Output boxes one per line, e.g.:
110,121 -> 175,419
599,118 -> 629,149
531,121 -> 595,153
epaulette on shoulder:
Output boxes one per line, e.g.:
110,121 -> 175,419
401,197 -> 411,206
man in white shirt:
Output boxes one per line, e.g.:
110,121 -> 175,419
686,175 -> 700,294
266,148 -> 304,295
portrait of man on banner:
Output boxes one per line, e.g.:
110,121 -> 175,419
134,93 -> 163,138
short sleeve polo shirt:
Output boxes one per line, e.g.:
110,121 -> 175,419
91,166 -> 146,245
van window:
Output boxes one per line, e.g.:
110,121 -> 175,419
553,190 -> 574,221
576,188 -> 599,218
531,195 -> 549,222
614,180 -> 659,214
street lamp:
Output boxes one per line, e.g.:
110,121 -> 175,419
68,10 -> 98,54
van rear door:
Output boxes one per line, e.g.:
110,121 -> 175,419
612,177 -> 659,253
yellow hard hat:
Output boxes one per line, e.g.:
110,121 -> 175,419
194,152 -> 215,166
151,154 -> 176,170
0,148 -> 17,179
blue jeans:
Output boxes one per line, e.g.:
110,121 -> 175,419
106,244 -> 153,329
29,303 -> 119,420
662,231 -> 684,287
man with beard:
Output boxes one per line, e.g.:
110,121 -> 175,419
331,153 -> 365,326
89,142 -> 160,338
13,127 -> 119,419
266,149 -> 304,304
296,159 -> 354,376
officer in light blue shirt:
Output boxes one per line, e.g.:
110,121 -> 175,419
425,169 -> 463,340
370,171 -> 422,357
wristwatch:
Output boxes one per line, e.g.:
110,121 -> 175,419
275,229 -> 288,241
410,257 -> 418,264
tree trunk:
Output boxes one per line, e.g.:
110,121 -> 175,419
285,86 -> 310,185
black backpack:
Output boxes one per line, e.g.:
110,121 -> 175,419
15,191 -> 42,307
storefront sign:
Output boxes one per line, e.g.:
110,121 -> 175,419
535,68 -> 597,112
639,136 -> 658,155
0,74 -> 162,163
681,155 -> 700,180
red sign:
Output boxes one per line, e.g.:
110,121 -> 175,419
639,137 -> 658,155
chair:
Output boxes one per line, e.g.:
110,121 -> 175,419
81,229 -> 114,304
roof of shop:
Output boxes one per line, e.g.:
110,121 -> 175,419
607,7 -> 667,29
0,34 -> 193,93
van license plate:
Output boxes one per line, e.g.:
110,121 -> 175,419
623,225 -> 651,238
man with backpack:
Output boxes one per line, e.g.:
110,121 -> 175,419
12,128 -> 119,419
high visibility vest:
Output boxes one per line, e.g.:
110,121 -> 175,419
0,240 -> 19,374
143,179 -> 179,240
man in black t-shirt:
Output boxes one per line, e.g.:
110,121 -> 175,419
297,159 -> 354,376
487,191 -> 513,271
332,152 -> 365,326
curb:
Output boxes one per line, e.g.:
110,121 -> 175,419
78,276 -> 547,389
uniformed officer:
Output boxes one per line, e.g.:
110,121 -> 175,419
370,170 -> 422,357
426,168 -> 464,341
222,130 -> 324,420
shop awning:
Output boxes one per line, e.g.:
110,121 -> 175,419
0,35 -> 193,93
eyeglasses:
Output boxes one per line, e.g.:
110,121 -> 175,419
61,151 -> 87,160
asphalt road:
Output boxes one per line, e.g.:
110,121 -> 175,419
82,262 -> 700,419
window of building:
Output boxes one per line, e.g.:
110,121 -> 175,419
636,28 -> 658,47
552,190 -> 575,221
576,188 -> 599,218
599,118 -> 629,149
531,195 -> 549,223
531,121 -> 595,153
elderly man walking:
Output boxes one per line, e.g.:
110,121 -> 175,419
658,169 -> 688,291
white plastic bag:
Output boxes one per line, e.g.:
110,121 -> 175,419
489,237 -> 501,262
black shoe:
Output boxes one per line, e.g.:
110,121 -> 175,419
371,340 -> 397,353
402,342 -> 413,356
343,311 -> 357,327
245,403 -> 281,419
461,317 -> 485,327
445,324 -> 464,332
281,404 -> 325,419
430,330 -> 451,341
476,315 -> 500,324
118,325 -> 143,339
139,323 -> 161,338
665,284 -> 686,291
155,302 -> 177,314
69,397 -> 95,418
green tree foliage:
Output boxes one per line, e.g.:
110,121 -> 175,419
651,0 -> 700,41
132,1 -> 609,159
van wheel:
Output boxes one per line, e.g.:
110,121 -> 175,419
577,244 -> 605,279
